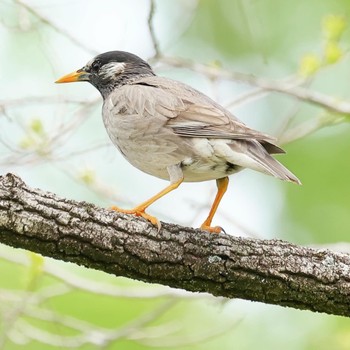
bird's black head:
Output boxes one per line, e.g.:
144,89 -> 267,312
56,51 -> 155,98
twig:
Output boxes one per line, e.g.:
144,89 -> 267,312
0,248 -> 211,300
148,0 -> 161,57
156,56 -> 350,114
14,0 -> 98,55
279,113 -> 346,145
0,96 -> 89,107
12,300 -> 177,347
225,87 -> 268,109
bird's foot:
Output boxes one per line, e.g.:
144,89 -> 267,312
110,205 -> 161,231
200,223 -> 225,234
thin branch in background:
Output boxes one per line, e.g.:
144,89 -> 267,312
224,71 -> 300,110
275,77 -> 314,140
54,141 -> 111,161
0,285 -> 71,306
0,285 -> 33,349
21,309 -> 109,345
0,256 -> 223,348
0,137 -> 22,155
48,97 -> 100,149
0,249 -> 213,300
0,105 -> 12,122
0,96 -> 90,157
0,97 -> 100,168
11,318 -> 98,348
13,0 -> 98,55
275,101 -> 303,141
279,113 -> 346,145
225,87 -> 268,109
0,250 -> 223,348
52,162 -> 135,207
137,318 -> 241,348
148,0 -> 161,57
157,56 -> 350,114
0,96 -> 89,107
9,300 -> 178,348
106,300 -> 178,343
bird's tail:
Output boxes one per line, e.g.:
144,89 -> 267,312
249,140 -> 301,184
228,139 -> 301,185
254,153 -> 301,184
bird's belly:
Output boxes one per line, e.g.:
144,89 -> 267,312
181,157 -> 242,182
103,109 -> 243,182
103,112 -> 186,180
107,133 -> 242,182
111,137 -> 179,180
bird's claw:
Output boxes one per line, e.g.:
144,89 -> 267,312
200,224 -> 224,234
111,206 -> 161,231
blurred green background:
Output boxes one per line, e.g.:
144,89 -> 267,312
1,0 -> 350,349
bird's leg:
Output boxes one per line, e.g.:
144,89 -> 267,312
111,179 -> 183,229
111,165 -> 184,230
200,176 -> 229,234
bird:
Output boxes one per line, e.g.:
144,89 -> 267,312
56,51 -> 300,233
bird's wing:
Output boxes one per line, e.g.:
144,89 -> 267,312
133,76 -> 278,143
167,103 -> 275,141
115,77 -> 284,156
169,104 -> 286,154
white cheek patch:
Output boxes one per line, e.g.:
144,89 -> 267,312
100,62 -> 126,79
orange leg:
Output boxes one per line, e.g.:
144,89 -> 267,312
111,177 -> 183,230
200,177 -> 229,234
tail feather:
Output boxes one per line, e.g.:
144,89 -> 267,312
248,140 -> 301,185
260,141 -> 285,154
252,152 -> 301,184
226,139 -> 301,185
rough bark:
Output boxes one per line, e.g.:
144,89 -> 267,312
0,173 -> 349,317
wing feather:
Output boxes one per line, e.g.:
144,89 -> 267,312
129,76 -> 276,143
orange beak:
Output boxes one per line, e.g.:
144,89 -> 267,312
55,70 -> 90,83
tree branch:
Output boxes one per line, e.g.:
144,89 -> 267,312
148,0 -> 160,58
14,0 -> 98,55
0,173 -> 349,317
156,56 -> 350,115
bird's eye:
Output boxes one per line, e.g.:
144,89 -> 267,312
91,61 -> 101,73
